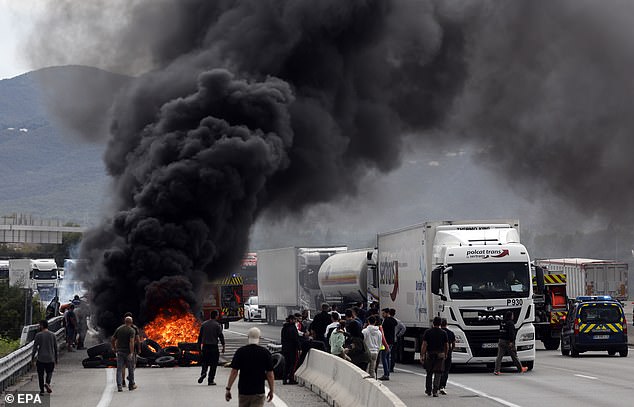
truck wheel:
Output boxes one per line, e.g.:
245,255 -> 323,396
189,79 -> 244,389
608,350 -> 616,356
543,338 -> 560,351
561,346 -> 570,356
571,347 -> 579,357
619,348 -> 628,357
524,361 -> 534,371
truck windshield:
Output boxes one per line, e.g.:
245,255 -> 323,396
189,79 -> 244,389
447,262 -> 530,299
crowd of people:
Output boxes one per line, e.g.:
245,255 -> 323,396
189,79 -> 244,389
278,301 -> 408,385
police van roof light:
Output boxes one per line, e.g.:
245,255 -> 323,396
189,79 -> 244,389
576,295 -> 613,302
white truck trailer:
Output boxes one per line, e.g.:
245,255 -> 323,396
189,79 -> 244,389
377,220 -> 537,369
534,258 -> 628,301
257,246 -> 346,324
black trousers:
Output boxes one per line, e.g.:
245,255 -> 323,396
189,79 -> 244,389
36,361 -> 54,392
200,344 -> 220,382
282,349 -> 298,381
440,352 -> 452,388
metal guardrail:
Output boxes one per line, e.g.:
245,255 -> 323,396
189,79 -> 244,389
1,316 -> 66,393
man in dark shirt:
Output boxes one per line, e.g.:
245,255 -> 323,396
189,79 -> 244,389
494,311 -> 527,375
439,318 -> 455,395
225,327 -> 275,406
379,308 -> 398,380
310,303 -> 332,346
32,320 -> 58,395
421,316 -> 448,397
281,314 -> 300,385
197,310 -> 226,385
111,316 -> 137,391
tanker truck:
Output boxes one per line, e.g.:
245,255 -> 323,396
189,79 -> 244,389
317,249 -> 379,306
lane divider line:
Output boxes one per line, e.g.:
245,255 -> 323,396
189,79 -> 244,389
95,368 -> 115,407
574,374 -> 598,380
395,367 -> 523,407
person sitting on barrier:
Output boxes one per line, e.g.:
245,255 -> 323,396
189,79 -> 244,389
345,334 -> 370,371
45,297 -> 60,320
297,327 -> 326,368
329,321 -> 351,361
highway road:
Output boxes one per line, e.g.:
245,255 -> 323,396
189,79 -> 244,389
229,320 -> 634,407
6,320 -> 633,407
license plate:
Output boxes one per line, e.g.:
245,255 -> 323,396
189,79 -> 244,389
593,335 -> 609,340
482,343 -> 498,348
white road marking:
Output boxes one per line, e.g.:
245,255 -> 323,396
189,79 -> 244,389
95,368 -> 115,407
574,374 -> 598,380
395,367 -> 523,407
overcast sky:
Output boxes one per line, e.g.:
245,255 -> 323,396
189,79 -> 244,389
0,0 -> 44,80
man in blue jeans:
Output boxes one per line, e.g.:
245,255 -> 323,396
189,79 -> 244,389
111,316 -> 137,391
379,308 -> 398,380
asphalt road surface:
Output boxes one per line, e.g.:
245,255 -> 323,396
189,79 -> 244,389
229,320 -> 634,407
7,320 -> 633,407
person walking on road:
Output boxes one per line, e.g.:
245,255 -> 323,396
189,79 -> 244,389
421,316 -> 448,397
439,318 -> 455,395
32,320 -> 58,395
112,316 -> 137,391
74,299 -> 89,350
362,316 -> 382,379
197,310 -> 226,385
281,314 -> 300,385
225,327 -> 275,407
121,312 -> 141,388
494,311 -> 527,375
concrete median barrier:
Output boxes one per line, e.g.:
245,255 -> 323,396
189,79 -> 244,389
295,349 -> 406,407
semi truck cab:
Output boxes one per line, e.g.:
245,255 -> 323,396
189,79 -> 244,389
431,226 -> 536,370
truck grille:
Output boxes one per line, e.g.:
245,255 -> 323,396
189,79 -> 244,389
460,307 -> 521,327
464,330 -> 500,357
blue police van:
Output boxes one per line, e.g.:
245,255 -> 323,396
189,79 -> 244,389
560,296 -> 628,357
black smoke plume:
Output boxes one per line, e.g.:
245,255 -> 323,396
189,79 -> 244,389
29,0 -> 634,332
33,0 -> 468,333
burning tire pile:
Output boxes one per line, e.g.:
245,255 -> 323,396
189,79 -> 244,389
82,340 -> 200,368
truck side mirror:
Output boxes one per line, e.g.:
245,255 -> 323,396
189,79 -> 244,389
535,266 -> 545,294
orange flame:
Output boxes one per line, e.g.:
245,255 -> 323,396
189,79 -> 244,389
144,308 -> 201,347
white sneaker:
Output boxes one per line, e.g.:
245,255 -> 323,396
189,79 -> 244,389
439,388 -> 447,395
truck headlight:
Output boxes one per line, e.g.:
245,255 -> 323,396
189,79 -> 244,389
519,332 -> 534,341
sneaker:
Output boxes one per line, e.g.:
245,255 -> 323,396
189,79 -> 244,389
122,380 -> 126,387
129,384 -> 137,391
521,367 -> 528,373
425,391 -> 431,396
378,376 -> 390,381
39,390 -> 46,395
494,371 -> 501,375
439,388 -> 447,395
44,383 -> 52,394
197,376 -> 205,384
208,381 -> 216,386
117,387 -> 123,392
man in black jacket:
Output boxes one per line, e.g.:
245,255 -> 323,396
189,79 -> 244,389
494,311 -> 527,375
310,303 -> 331,346
281,314 -> 300,385
421,317 -> 448,397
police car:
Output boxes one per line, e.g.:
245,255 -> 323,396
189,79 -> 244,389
561,296 -> 628,357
